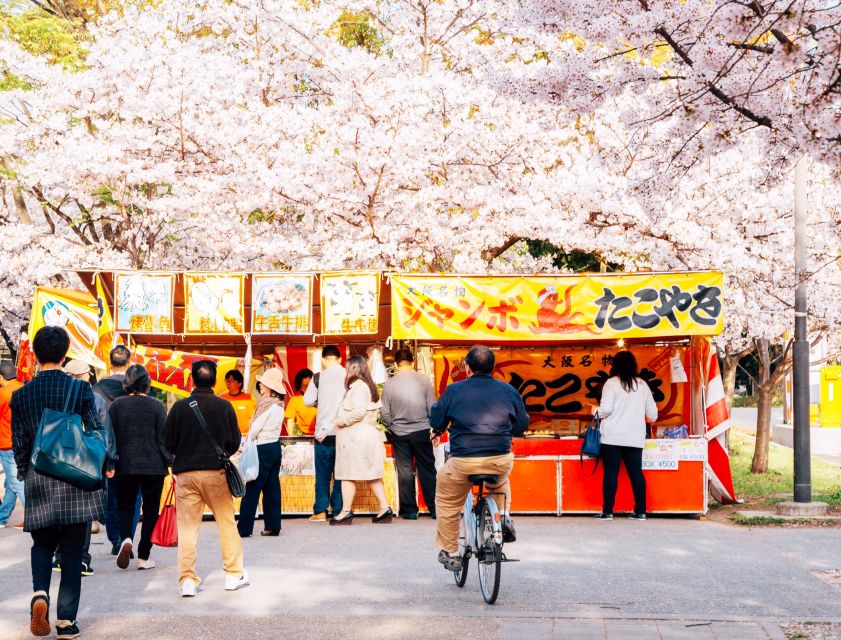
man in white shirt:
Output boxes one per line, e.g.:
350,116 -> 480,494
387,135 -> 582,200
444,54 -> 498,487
303,346 -> 346,521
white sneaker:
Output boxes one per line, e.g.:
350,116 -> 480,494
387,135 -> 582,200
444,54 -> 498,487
224,569 -> 250,591
137,559 -> 156,570
180,579 -> 197,597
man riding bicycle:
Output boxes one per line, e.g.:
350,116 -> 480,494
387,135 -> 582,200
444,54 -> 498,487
430,345 -> 529,571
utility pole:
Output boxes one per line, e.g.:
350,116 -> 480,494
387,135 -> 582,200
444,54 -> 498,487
792,157 -> 811,503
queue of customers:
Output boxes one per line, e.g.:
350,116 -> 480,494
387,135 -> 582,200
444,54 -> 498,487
4,326 -> 657,638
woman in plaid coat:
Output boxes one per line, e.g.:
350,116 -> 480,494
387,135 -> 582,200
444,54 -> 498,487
10,326 -> 105,639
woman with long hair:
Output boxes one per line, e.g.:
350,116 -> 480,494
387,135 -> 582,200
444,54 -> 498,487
593,350 -> 658,521
108,364 -> 171,570
237,368 -> 285,538
329,355 -> 392,525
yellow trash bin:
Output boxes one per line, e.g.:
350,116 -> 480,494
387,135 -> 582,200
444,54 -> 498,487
820,366 -> 841,428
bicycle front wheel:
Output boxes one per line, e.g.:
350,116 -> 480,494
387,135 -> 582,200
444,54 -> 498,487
453,511 -> 470,587
476,500 -> 502,604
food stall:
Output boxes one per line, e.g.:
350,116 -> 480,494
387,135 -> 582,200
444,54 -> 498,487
46,269 -> 733,516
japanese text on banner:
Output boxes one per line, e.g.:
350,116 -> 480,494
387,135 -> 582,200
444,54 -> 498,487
252,274 -> 313,335
184,273 -> 245,335
393,273 -> 724,341
114,272 -> 175,334
433,346 -> 687,428
320,272 -> 380,335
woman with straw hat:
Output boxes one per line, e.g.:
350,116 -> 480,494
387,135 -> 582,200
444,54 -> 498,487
237,368 -> 285,538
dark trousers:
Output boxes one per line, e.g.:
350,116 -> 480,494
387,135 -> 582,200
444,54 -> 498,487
106,476 -> 141,545
313,439 -> 342,515
116,474 -> 165,560
238,441 -> 282,536
601,444 -> 647,515
31,522 -> 87,621
54,520 -> 91,567
391,429 -> 437,517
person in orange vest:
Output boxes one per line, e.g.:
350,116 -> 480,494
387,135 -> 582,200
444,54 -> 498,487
0,361 -> 24,527
219,369 -> 256,435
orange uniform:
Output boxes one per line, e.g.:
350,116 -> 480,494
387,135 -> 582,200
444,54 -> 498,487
219,391 -> 257,435
0,379 -> 24,450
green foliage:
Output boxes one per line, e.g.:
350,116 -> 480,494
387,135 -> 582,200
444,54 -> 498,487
329,9 -> 384,55
0,3 -> 88,71
731,514 -> 788,526
525,240 -> 621,272
0,69 -> 32,90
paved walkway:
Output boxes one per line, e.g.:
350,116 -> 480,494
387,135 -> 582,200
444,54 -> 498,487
2,514 -> 841,639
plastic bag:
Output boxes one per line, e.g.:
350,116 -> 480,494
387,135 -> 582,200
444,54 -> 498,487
238,437 -> 260,482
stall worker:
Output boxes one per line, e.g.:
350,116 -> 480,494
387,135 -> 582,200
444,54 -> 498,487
219,369 -> 256,436
284,368 -> 317,436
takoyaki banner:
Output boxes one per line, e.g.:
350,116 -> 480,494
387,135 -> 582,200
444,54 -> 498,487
131,345 -> 247,397
433,346 -> 687,426
392,272 -> 724,342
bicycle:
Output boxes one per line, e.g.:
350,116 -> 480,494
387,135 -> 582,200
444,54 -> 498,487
452,473 -> 516,604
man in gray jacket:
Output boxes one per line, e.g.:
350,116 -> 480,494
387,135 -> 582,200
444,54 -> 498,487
380,349 -> 437,519
303,345 -> 345,521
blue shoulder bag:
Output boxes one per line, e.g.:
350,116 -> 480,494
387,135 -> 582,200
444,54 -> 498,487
31,378 -> 107,491
579,413 -> 601,473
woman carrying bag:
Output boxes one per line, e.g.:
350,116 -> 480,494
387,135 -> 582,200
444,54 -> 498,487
329,356 -> 392,526
592,350 -> 658,521
237,368 -> 284,538
108,365 -> 172,570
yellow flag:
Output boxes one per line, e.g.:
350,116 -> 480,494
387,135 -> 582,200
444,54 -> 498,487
95,273 -> 117,369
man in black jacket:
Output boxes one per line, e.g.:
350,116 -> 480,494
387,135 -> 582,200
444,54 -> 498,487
163,360 -> 247,597
430,345 -> 529,571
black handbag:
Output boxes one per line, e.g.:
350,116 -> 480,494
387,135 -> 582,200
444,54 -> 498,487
188,400 -> 246,498
31,378 -> 107,491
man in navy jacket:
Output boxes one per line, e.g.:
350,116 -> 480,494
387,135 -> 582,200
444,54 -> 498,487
430,345 -> 529,570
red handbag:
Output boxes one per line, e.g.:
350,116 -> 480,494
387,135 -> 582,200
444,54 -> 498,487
151,477 -> 178,547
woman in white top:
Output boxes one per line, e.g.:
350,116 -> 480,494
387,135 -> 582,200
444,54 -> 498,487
593,350 -> 658,521
237,368 -> 285,538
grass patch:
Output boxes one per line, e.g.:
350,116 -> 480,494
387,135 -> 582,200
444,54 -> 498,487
731,514 -> 788,526
729,431 -> 841,503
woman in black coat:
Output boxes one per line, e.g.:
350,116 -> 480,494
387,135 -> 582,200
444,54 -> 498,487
108,365 -> 171,570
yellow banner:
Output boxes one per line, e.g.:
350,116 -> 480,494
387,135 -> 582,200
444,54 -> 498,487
251,273 -> 313,335
131,345 -> 243,397
393,273 -> 723,341
184,273 -> 245,335
29,287 -> 106,369
433,346 -> 687,428
114,272 -> 175,334
320,271 -> 380,335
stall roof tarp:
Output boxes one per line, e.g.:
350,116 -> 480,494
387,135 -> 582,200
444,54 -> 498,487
75,270 -> 723,352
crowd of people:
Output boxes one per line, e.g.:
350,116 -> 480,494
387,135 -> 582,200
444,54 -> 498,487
0,325 -> 656,638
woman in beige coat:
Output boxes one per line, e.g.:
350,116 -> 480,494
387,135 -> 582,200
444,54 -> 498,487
329,355 -> 393,525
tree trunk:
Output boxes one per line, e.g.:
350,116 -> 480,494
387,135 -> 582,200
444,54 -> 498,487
0,321 -> 18,363
2,156 -> 32,224
751,337 -> 772,473
752,386 -> 773,473
722,352 -> 738,413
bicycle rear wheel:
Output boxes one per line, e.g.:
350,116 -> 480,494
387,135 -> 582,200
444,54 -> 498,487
453,512 -> 469,587
476,500 -> 502,604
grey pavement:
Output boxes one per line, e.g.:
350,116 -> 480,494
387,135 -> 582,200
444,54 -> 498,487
730,408 -> 784,435
2,515 -> 840,639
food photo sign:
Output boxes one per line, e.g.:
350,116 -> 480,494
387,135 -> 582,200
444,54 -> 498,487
251,274 -> 313,335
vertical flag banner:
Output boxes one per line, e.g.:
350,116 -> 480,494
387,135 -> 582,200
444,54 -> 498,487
320,271 -> 380,335
94,273 -> 118,366
252,274 -> 314,335
28,287 -> 105,369
114,272 -> 175,334
184,273 -> 245,335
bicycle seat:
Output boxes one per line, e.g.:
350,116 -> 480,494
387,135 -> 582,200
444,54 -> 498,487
468,474 -> 499,485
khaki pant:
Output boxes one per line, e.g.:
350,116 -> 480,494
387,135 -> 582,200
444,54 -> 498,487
175,469 -> 244,586
434,453 -> 514,554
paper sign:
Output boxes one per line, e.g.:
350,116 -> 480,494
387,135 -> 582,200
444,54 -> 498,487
184,273 -> 245,335
114,272 -> 175,334
252,274 -> 313,335
320,271 -> 380,335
